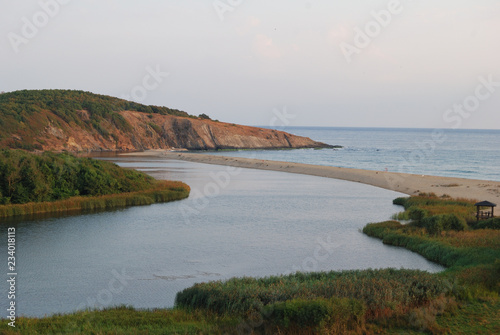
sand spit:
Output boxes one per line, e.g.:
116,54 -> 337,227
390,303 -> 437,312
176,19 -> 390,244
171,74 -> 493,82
123,151 -> 500,202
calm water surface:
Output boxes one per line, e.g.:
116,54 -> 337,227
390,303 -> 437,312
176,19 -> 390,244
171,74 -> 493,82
210,127 -> 500,181
1,157 -> 444,317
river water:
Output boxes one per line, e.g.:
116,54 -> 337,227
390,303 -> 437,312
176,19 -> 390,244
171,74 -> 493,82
1,156 -> 444,317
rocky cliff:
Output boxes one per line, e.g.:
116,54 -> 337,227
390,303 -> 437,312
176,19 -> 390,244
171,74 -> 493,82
0,90 -> 333,152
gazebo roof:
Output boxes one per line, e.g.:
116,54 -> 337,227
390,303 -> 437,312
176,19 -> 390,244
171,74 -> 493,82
475,201 -> 497,207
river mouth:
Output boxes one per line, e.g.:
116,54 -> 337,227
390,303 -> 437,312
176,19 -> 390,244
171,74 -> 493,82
1,156 -> 444,317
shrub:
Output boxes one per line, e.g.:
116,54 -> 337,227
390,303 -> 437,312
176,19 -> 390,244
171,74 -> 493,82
423,216 -> 443,236
408,207 -> 428,222
393,197 -> 409,208
264,298 -> 332,329
441,213 -> 467,231
473,217 -> 500,230
422,214 -> 467,235
263,297 -> 366,331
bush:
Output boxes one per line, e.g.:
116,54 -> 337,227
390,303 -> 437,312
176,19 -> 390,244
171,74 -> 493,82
263,297 -> 366,330
422,214 -> 467,235
408,207 -> 428,222
473,217 -> 500,230
423,216 -> 443,236
393,197 -> 409,208
264,298 -> 332,328
441,213 -> 467,231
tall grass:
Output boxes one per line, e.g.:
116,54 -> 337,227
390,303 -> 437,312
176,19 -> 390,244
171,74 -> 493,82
0,306 -> 234,335
0,180 -> 189,219
392,195 -> 477,224
175,269 -> 453,321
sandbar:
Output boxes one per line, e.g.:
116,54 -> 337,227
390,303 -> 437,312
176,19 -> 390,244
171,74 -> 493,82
123,150 -> 500,202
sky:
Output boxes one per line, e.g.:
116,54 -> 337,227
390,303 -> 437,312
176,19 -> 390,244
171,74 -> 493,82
1,0 -> 499,129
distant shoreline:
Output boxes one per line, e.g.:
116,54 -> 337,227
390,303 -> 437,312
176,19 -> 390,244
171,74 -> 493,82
123,150 -> 500,202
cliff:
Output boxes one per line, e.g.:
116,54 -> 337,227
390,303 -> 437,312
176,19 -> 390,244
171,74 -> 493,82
0,90 -> 333,152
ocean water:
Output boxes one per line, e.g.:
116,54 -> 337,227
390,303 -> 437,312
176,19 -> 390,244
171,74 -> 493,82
209,127 -> 500,181
1,156 -> 444,317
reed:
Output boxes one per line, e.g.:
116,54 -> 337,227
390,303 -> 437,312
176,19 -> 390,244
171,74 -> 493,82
0,180 -> 189,219
175,268 -> 453,323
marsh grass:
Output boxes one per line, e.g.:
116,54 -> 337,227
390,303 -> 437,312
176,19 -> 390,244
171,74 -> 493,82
0,306 -> 235,335
0,180 -> 189,219
175,268 -> 454,332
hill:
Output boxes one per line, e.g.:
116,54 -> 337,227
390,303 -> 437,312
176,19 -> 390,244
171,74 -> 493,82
0,90 -> 333,152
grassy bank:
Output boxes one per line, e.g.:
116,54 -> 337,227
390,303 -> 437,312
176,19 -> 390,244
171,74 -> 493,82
0,306 -> 235,335
0,180 -> 190,218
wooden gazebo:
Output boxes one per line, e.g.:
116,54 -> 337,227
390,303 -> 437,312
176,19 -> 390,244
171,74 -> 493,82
475,201 -> 496,220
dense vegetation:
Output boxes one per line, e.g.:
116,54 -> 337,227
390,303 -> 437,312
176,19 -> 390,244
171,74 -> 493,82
0,150 -> 190,217
0,306 -> 235,335
0,89 -> 204,150
175,269 -> 455,333
1,194 -> 498,334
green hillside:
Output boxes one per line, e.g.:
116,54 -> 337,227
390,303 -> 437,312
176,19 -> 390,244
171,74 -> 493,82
0,89 -> 195,150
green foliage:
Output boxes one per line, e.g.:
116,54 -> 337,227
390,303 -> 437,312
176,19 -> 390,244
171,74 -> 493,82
393,197 -> 408,207
441,213 -> 467,231
198,113 -> 211,120
472,217 -> 500,230
0,150 -> 191,218
421,214 -> 468,235
264,298 -> 333,329
148,122 -> 162,135
0,306 -> 233,335
175,268 -> 452,322
422,216 -> 443,235
393,195 -> 474,217
0,180 -> 189,218
263,296 -> 366,331
0,150 -> 157,205
408,206 -> 428,222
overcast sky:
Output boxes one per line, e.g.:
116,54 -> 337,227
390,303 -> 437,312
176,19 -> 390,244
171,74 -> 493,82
1,0 -> 499,129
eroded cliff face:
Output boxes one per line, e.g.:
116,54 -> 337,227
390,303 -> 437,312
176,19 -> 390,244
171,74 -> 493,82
28,110 -> 332,152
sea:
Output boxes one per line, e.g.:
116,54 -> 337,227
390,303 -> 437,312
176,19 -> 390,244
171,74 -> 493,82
1,127 -> 498,317
209,127 -> 500,182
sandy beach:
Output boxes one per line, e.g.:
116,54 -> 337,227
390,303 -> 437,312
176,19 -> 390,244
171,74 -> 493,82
123,150 -> 500,202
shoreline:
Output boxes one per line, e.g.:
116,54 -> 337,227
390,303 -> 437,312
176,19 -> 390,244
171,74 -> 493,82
122,150 -> 500,202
